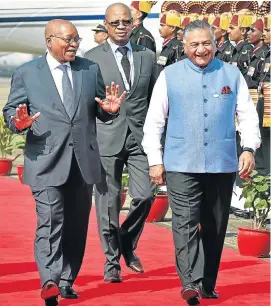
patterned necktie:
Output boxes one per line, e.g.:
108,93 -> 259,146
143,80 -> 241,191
118,46 -> 131,86
58,64 -> 73,119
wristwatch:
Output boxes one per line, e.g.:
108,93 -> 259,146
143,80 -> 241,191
243,147 -> 255,155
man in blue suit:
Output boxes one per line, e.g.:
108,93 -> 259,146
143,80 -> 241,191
142,20 -> 260,306
3,19 -> 125,306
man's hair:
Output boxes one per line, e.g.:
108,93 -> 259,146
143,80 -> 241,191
183,20 -> 216,44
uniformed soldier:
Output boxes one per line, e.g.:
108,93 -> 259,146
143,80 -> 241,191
245,18 -> 269,90
129,1 -> 157,53
91,23 -> 108,45
228,2 -> 258,76
255,3 -> 271,176
212,2 -> 234,63
201,1 -> 217,26
157,8 -> 183,72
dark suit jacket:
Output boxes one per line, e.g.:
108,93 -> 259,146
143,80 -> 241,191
85,41 -> 158,156
3,55 -> 114,187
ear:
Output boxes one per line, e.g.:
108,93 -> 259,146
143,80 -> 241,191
46,37 -> 52,48
222,30 -> 227,36
183,43 -> 188,54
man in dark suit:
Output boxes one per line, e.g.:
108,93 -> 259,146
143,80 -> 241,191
3,19 -> 125,306
85,3 -> 158,283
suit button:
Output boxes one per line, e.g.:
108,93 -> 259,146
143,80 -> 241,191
203,85 -> 207,89
204,128 -> 208,132
204,143 -> 208,146
69,143 -> 73,146
71,123 -> 75,127
204,113 -> 208,117
204,99 -> 208,103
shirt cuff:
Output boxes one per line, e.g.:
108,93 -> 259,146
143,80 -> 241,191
147,150 -> 163,167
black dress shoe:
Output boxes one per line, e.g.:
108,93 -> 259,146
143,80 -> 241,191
59,286 -> 79,299
199,282 -> 218,299
123,251 -> 144,273
181,283 -> 199,302
187,296 -> 200,305
104,268 -> 122,283
41,280 -> 59,300
45,297 -> 58,306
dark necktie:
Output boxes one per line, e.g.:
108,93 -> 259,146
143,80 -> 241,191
58,64 -> 73,119
118,46 -> 131,86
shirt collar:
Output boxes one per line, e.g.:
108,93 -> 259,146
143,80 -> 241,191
46,51 -> 71,71
108,39 -> 132,54
186,57 -> 218,73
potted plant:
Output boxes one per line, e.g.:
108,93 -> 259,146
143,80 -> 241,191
121,172 -> 129,208
146,185 -> 169,222
0,115 -> 25,176
238,170 -> 270,257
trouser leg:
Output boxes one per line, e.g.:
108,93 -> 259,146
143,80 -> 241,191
120,133 -> 153,253
200,173 -> 235,291
166,172 -> 204,286
95,155 -> 124,273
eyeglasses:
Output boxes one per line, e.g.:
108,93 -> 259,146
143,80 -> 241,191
106,19 -> 133,27
50,35 -> 82,44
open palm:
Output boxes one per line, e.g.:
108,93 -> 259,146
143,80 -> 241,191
95,82 -> 126,113
11,104 -> 40,131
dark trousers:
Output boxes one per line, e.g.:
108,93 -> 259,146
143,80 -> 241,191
32,156 -> 93,287
95,131 -> 153,273
166,172 -> 235,290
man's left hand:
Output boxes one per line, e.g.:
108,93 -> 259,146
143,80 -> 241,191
95,82 -> 126,113
238,151 -> 255,178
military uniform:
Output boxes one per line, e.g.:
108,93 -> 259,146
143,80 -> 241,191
255,48 -> 270,175
157,38 -> 185,72
130,23 -> 156,53
244,44 -> 270,89
231,41 -> 254,76
215,40 -> 234,63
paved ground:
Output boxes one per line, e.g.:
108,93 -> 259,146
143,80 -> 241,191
0,77 -> 264,254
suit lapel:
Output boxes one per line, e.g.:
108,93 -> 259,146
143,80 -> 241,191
127,45 -> 142,98
38,56 -> 70,121
70,59 -> 82,121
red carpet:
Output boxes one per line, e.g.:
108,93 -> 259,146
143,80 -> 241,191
0,176 -> 270,306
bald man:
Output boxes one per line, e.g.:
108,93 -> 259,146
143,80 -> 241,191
3,19 -> 125,306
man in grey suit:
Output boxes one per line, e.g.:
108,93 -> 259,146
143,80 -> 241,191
85,3 -> 158,282
3,19 -> 125,306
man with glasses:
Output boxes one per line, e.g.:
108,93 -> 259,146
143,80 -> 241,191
142,20 -> 260,305
85,3 -> 158,283
3,19 -> 125,306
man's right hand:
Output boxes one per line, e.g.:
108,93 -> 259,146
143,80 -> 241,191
149,164 -> 166,185
11,104 -> 40,131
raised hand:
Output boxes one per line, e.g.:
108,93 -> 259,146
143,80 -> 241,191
11,104 -> 41,131
95,82 -> 126,113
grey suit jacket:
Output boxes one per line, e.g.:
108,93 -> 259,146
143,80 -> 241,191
3,55 -> 114,187
85,42 -> 158,156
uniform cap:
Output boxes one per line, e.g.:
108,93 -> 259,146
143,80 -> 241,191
161,1 -> 187,14
230,2 -> 258,28
160,10 -> 182,27
212,2 -> 232,30
252,18 -> 264,32
131,1 -> 157,13
92,24 -> 107,33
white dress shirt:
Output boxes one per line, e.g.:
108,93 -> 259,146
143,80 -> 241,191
108,39 -> 134,92
46,51 -> 73,103
142,70 -> 261,167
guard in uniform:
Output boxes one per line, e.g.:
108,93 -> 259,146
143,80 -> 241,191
129,1 -> 157,53
91,23 -> 108,45
228,2 -> 258,76
157,2 -> 188,72
228,2 -> 258,187
212,2 -> 234,63
255,6 -> 271,175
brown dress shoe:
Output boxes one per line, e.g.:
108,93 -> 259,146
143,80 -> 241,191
104,268 -> 122,283
123,251 -> 144,273
41,280 -> 59,300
